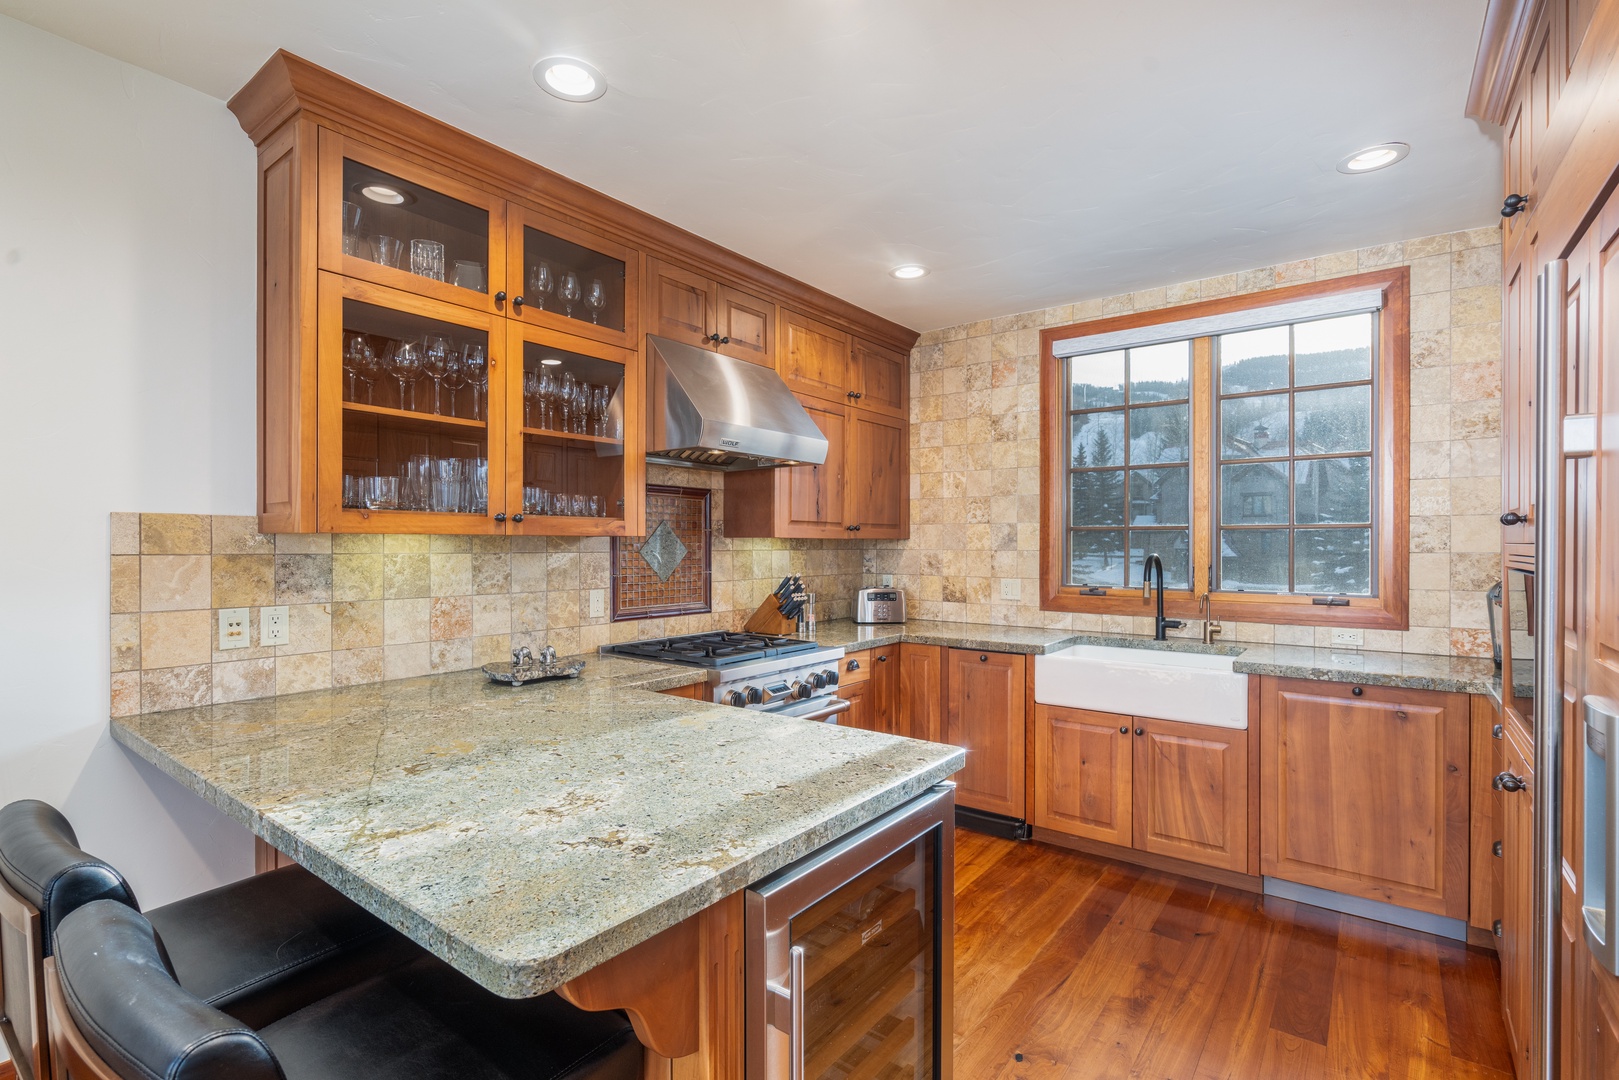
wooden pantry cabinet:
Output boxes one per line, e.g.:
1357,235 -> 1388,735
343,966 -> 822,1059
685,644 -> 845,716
228,51 -> 916,536
1031,704 -> 1250,874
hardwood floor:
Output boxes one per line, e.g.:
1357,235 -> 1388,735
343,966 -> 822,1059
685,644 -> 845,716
953,828 -> 1516,1079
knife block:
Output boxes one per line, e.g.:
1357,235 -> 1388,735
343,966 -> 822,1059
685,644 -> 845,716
743,594 -> 799,636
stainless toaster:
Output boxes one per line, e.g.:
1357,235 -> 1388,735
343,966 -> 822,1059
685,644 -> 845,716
854,587 -> 906,624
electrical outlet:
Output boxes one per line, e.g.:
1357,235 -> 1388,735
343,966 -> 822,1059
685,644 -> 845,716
261,606 -> 290,647
880,574 -> 894,588
588,590 -> 606,619
1331,629 -> 1364,648
999,578 -> 1021,601
218,608 -> 251,650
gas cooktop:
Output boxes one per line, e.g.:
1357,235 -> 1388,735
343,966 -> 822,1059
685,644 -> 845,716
602,631 -> 820,669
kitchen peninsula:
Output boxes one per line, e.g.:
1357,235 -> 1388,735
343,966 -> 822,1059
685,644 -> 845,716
109,655 -> 963,1075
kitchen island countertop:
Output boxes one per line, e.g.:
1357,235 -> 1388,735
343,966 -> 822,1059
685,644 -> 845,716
109,655 -> 963,999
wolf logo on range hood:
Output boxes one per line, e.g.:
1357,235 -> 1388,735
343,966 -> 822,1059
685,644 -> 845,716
644,335 -> 830,471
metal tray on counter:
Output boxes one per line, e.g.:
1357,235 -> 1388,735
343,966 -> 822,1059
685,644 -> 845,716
483,647 -> 584,686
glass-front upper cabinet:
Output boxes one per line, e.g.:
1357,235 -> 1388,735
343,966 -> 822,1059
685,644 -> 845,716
504,324 -> 644,537
319,130 -> 508,314
506,207 -> 638,348
318,275 -> 506,533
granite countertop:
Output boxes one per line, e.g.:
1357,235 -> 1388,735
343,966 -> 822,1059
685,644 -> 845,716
110,656 -> 963,999
815,619 -> 1502,694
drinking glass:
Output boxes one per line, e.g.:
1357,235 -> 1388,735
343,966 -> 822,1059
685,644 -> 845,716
410,240 -> 446,282
388,340 -> 424,411
549,492 -> 569,517
470,458 -> 488,514
573,381 -> 591,434
343,475 -> 360,508
592,385 -> 610,437
571,494 -> 589,517
584,278 -> 607,324
588,495 -> 602,517
341,202 -> 364,256
462,344 -> 487,420
529,262 -> 555,310
538,372 -> 556,430
343,333 -> 369,401
559,272 -> 581,317
560,373 -> 576,432
441,350 -> 466,417
372,235 -> 404,268
421,334 -> 452,414
405,455 -> 432,511
451,260 -> 486,291
356,340 -> 385,404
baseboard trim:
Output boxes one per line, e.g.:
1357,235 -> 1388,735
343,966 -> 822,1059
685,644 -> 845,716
0,1056 -> 17,1080
1029,827 -> 1264,893
955,807 -> 1030,840
1262,876 -> 1470,941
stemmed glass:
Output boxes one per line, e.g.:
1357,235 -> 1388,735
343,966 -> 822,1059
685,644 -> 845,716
343,334 -> 372,402
538,371 -> 556,430
523,369 -> 541,428
529,262 -> 555,311
421,334 -> 452,414
559,373 -> 576,432
355,339 -> 385,404
593,385 -> 610,437
559,272 -> 581,318
574,381 -> 591,434
584,279 -> 607,324
461,344 -> 487,420
441,349 -> 465,417
388,340 -> 424,412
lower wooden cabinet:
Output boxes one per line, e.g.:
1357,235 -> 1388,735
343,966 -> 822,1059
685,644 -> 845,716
1032,704 -> 1249,873
838,677 -> 878,732
838,646 -> 898,733
1590,954 -> 1619,1080
1259,676 -> 1471,919
943,649 -> 1026,819
897,644 -> 943,742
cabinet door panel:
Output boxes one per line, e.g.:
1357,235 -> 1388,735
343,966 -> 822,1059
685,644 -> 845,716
1499,734 -> 1535,1074
848,410 -> 909,539
779,310 -> 850,402
1132,718 -> 1247,872
1503,249 -> 1533,547
838,680 -> 877,731
1032,705 -> 1132,846
896,644 -> 942,742
1260,677 -> 1470,918
851,337 -> 907,419
506,207 -> 638,349
646,258 -> 715,349
716,284 -> 776,367
944,650 -> 1026,818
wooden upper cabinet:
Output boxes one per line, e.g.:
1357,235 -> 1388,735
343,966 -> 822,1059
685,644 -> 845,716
318,130 -> 509,316
943,650 -> 1026,818
1259,676 -> 1471,918
1132,718 -> 1247,873
723,397 -> 848,538
847,410 -> 909,539
779,310 -> 851,402
505,207 -> 638,349
1032,704 -> 1133,847
647,258 -> 776,366
850,338 -> 908,419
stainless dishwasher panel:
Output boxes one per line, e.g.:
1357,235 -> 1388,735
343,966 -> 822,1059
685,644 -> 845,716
745,784 -> 954,1080
1585,696 -> 1619,975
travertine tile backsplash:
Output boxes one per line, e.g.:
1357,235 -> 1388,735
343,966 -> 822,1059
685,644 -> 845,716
112,468 -> 862,715
866,226 -> 1503,657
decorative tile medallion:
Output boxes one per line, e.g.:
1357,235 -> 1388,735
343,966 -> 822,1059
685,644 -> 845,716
611,486 -> 712,620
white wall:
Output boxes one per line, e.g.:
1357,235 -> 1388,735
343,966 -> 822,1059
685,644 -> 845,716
0,12 -> 260,960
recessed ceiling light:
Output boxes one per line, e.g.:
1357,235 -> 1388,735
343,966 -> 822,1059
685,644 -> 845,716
359,183 -> 406,205
540,357 -> 563,366
890,264 -> 928,280
1337,142 -> 1410,174
534,57 -> 607,102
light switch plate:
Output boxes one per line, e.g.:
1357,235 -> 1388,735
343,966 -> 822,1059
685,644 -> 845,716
218,608 -> 251,650
1000,579 -> 1021,601
1331,629 -> 1364,647
588,590 -> 606,619
261,606 -> 290,647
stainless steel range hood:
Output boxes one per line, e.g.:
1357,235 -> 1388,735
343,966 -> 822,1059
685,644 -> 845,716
645,334 -> 829,470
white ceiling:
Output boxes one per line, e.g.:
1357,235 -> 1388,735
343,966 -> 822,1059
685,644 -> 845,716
1,0 -> 1501,331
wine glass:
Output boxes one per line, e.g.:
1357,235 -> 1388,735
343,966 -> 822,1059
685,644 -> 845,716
421,334 -> 451,414
559,373 -> 576,432
461,344 -> 487,420
441,349 -> 466,417
559,272 -> 581,317
574,381 -> 591,434
354,340 -> 384,404
538,372 -> 556,430
584,279 -> 607,324
388,340 -> 424,411
523,369 -> 540,428
529,262 -> 555,311
343,334 -> 369,401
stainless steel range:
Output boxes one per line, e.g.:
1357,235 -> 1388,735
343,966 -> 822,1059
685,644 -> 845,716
601,631 -> 849,722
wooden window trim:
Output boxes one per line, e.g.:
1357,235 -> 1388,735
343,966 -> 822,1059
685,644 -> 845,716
1039,268 -> 1410,631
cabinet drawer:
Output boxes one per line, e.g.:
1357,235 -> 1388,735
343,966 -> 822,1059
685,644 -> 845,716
840,649 -> 873,687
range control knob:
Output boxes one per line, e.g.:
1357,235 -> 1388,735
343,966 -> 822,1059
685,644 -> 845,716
809,671 -> 827,689
745,686 -> 763,705
723,689 -> 748,707
793,680 -> 814,700
822,668 -> 839,687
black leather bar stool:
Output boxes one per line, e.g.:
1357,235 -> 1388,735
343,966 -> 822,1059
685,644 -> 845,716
46,901 -> 641,1080
0,801 -> 408,1080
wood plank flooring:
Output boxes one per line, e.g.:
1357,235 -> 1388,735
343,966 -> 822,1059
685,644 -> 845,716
952,828 -> 1516,1079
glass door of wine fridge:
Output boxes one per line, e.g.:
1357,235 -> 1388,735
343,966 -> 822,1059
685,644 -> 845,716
746,785 -> 953,1080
